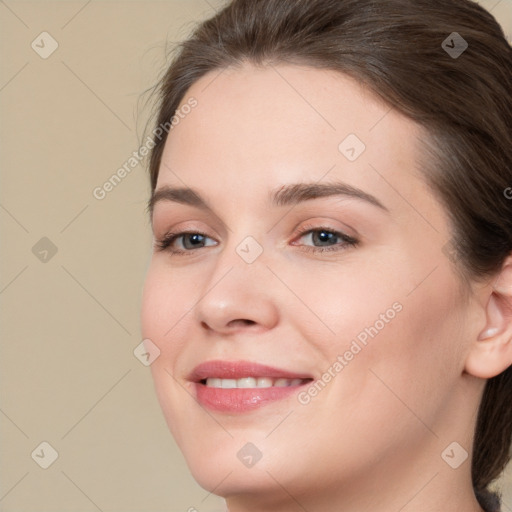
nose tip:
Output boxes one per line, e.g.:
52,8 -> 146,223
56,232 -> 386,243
194,255 -> 280,334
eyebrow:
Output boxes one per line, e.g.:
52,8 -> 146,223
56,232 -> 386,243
147,181 -> 389,220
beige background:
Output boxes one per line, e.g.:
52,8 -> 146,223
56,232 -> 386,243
1,1 -> 511,510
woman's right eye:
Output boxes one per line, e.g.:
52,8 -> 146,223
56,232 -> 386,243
155,231 -> 218,255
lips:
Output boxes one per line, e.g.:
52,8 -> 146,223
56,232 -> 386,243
188,360 -> 314,382
188,360 -> 315,413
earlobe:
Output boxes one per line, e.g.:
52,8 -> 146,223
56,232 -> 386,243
477,326 -> 499,340
465,259 -> 512,379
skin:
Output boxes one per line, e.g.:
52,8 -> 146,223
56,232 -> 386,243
140,63 -> 512,512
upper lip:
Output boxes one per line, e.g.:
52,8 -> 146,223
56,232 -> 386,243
188,360 -> 314,382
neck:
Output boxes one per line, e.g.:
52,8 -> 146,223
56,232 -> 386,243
224,438 -> 485,512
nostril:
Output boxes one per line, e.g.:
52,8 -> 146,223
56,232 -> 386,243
200,319 -> 256,331
229,319 -> 256,327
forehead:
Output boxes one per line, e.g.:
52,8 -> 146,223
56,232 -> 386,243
156,63 -> 426,212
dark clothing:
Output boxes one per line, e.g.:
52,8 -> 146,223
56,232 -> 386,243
476,489 -> 502,512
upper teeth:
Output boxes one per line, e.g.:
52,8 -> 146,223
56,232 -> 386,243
205,377 -> 307,388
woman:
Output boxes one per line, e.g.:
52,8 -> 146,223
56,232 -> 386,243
140,0 -> 512,510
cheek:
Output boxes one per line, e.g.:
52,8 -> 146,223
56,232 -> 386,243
142,262 -> 189,337
140,262 -> 195,376
338,264 -> 467,426
305,259 -> 465,409
286,261 -> 405,353
140,263 -> 193,441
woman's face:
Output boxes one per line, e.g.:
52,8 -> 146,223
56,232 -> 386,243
141,64 -> 484,507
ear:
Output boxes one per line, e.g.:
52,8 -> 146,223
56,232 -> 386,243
465,257 -> 512,379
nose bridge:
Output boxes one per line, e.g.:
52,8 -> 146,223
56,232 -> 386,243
215,208 -> 269,272
192,229 -> 278,332
207,230 -> 269,296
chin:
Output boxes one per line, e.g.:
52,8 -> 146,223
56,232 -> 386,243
190,463 -> 271,496
180,433 -> 318,499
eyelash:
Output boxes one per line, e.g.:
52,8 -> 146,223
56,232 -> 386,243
155,224 -> 359,257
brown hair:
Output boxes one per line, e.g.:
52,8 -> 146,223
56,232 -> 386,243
146,0 -> 512,505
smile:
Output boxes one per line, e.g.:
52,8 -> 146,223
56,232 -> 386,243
202,377 -> 310,388
188,360 -> 314,412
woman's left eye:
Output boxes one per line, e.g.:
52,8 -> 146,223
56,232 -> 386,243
292,227 -> 359,254
155,227 -> 358,256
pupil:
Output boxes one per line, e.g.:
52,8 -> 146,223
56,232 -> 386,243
185,234 -> 204,248
315,231 -> 335,246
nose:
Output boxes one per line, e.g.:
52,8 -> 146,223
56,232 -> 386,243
193,245 -> 279,336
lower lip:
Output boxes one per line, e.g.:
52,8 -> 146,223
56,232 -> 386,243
194,382 -> 309,412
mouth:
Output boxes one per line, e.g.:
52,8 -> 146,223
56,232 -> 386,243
199,376 -> 312,388
188,360 -> 314,412
188,359 -> 314,385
